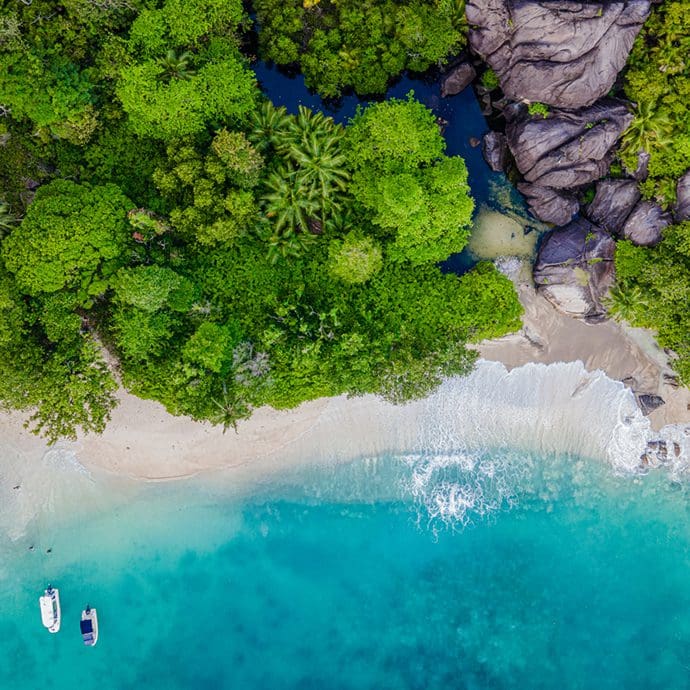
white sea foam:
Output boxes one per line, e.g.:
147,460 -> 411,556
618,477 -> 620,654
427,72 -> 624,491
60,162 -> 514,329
0,443 -> 98,542
399,360 -> 690,528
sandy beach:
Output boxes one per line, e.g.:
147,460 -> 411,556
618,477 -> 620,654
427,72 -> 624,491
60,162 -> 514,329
0,274 -> 688,487
477,280 -> 690,431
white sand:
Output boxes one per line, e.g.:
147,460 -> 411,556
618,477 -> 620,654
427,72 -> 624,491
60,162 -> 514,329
468,207 -> 537,259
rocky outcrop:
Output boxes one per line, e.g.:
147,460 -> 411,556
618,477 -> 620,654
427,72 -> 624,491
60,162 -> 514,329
466,0 -> 650,109
481,131 -> 508,172
586,179 -> 641,234
441,62 -> 476,97
506,99 -> 633,190
621,201 -> 670,246
636,393 -> 665,416
675,170 -> 690,222
533,218 -> 616,322
639,439 -> 683,471
518,183 -> 578,225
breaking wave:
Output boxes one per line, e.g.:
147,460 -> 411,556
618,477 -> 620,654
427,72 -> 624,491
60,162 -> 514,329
399,360 -> 690,530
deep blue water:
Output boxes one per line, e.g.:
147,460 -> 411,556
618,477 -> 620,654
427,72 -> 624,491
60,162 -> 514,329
3,452 -> 690,690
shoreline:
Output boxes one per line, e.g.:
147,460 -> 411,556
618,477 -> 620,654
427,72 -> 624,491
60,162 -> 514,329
0,278 -> 688,488
476,277 -> 690,432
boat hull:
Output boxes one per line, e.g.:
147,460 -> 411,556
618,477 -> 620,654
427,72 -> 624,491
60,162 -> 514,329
39,588 -> 61,633
80,608 -> 98,646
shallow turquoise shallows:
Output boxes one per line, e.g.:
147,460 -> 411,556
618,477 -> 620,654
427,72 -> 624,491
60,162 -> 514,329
3,450 -> 690,690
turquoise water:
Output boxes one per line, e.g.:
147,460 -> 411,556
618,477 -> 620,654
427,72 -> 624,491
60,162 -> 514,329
3,449 -> 690,690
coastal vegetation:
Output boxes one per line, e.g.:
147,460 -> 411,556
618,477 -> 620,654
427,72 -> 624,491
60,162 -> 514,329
612,222 -> 690,384
0,0 -> 520,442
622,0 -> 690,204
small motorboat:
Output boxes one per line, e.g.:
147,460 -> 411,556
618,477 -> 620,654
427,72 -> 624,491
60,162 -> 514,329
80,606 -> 98,646
39,586 -> 61,633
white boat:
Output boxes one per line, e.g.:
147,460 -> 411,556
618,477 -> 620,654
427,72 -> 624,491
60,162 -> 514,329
39,586 -> 61,633
80,606 -> 98,646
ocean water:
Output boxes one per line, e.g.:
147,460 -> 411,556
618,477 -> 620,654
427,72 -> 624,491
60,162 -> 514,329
2,361 -> 690,689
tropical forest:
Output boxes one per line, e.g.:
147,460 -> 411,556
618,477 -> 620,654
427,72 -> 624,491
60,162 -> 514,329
0,0 -> 688,444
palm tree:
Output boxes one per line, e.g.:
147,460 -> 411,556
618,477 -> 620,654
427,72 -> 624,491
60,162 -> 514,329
157,50 -> 196,81
288,131 -> 349,192
256,104 -> 350,251
288,131 -> 350,223
605,284 -> 648,324
262,165 -> 320,236
209,382 -> 249,433
249,101 -> 292,152
281,105 -> 339,151
259,166 -> 322,262
620,102 -> 674,162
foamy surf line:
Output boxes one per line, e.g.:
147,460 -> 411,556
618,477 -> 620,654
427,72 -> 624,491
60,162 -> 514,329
416,361 -> 688,472
0,360 -> 688,541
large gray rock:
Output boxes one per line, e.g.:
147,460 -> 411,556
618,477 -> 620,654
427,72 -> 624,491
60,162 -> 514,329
481,131 -> 508,172
586,179 -> 641,233
466,0 -> 650,108
533,218 -> 616,322
441,62 -> 476,97
621,201 -> 670,246
675,170 -> 690,222
506,99 -> 633,189
518,182 -> 578,225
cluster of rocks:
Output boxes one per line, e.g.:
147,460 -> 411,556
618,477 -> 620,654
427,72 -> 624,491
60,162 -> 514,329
439,0 -> 690,323
437,1 -> 690,420
587,181 -> 672,246
507,99 -> 633,226
638,439 -> 684,472
465,0 -> 651,109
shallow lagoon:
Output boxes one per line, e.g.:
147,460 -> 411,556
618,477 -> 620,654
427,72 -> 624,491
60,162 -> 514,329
3,448 -> 690,690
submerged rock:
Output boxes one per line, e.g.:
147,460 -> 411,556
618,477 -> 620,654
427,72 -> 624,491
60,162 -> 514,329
586,179 -> 641,234
466,0 -> 650,108
621,201 -> 670,247
533,218 -> 616,322
506,99 -> 633,189
675,170 -> 690,222
482,131 -> 508,172
441,62 -> 476,97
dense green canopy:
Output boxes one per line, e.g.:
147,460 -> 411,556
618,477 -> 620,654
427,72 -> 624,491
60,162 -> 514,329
254,0 -> 466,97
0,0 -> 522,443
607,0 -> 690,383
622,0 -> 690,203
